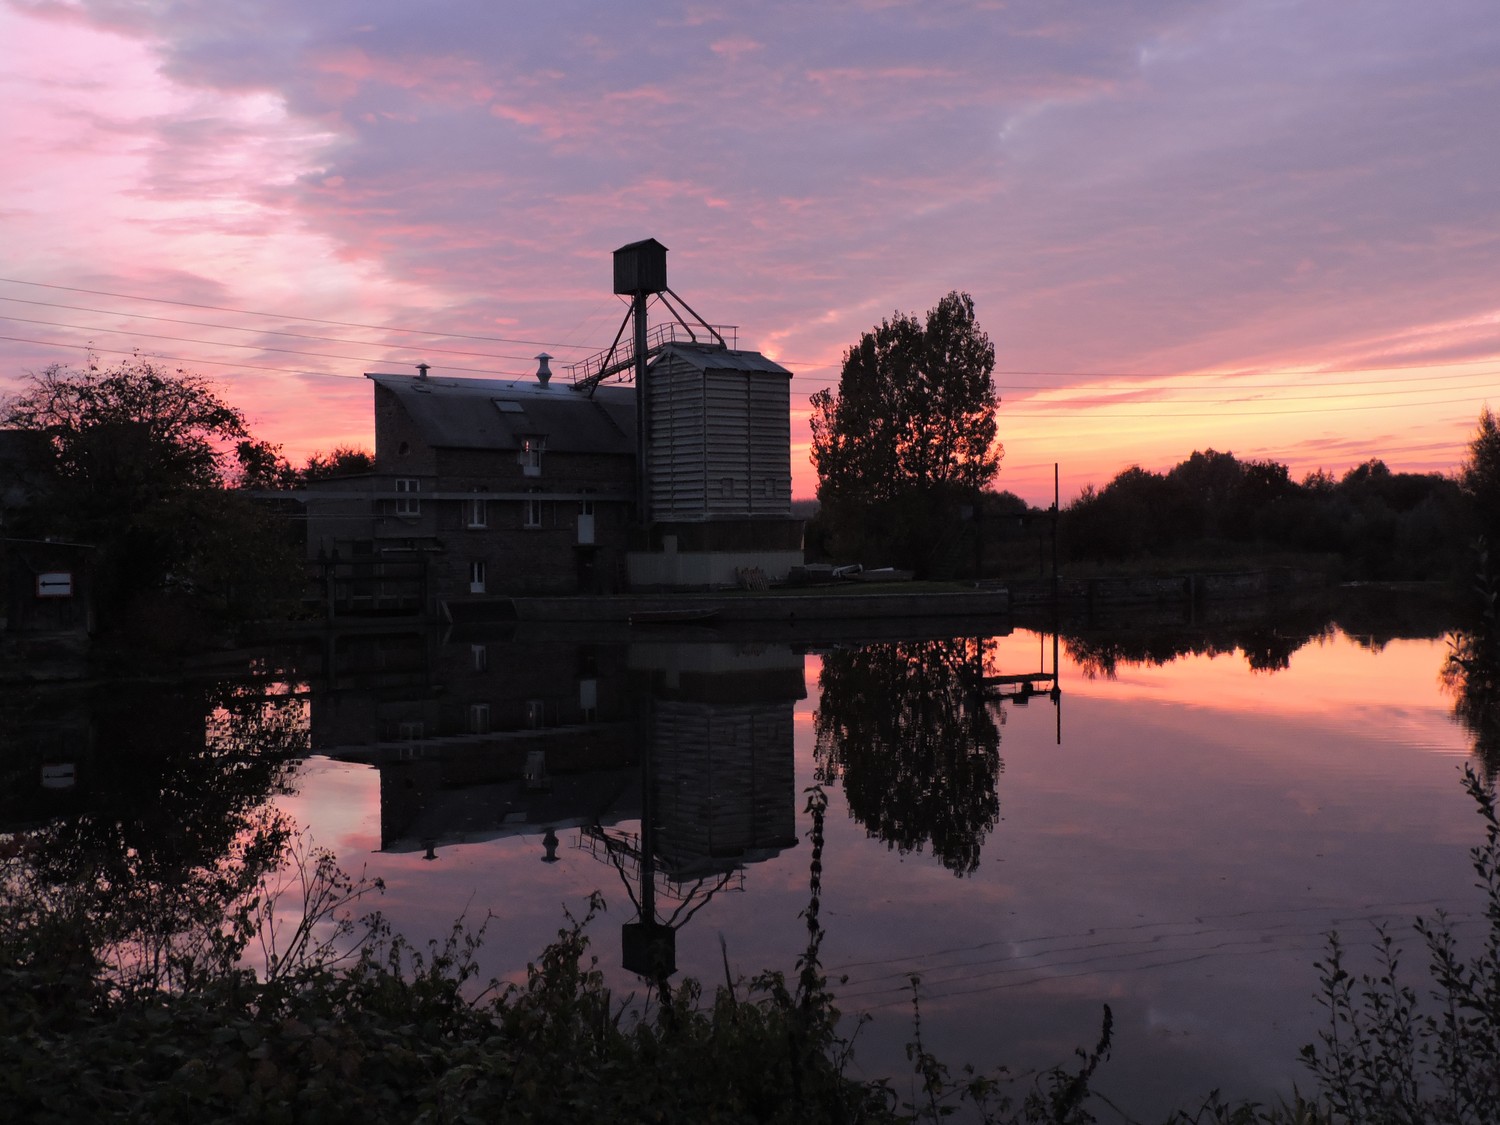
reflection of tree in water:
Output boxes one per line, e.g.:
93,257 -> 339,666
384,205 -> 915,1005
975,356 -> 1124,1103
814,639 -> 1002,876
1238,627 -> 1310,673
1065,622 -> 1335,679
1065,634 -> 1238,680
0,683 -> 308,988
1442,599 -> 1500,782
1062,587 -> 1463,680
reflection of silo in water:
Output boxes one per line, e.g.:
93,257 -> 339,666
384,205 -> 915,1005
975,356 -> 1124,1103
651,700 -> 797,880
633,641 -> 806,882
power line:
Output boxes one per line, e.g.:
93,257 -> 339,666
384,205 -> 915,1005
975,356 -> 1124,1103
21,317 -> 1470,413
788,365 -> 1500,393
786,356 -> 1500,380
998,374 -> 1500,407
786,373 -> 1500,403
0,296 -> 556,365
1001,393 -> 1489,419
6,329 -> 1461,416
7,275 -> 1495,384
0,276 -> 605,351
0,334 -> 368,380
0,295 -> 1490,423
0,314 -> 534,379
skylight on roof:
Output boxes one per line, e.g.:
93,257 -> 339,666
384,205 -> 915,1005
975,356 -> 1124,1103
493,399 -> 526,414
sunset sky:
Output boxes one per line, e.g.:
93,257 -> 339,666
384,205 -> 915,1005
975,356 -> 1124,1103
2,0 -> 1495,505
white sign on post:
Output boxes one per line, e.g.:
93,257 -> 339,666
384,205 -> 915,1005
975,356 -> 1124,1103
36,572 -> 73,598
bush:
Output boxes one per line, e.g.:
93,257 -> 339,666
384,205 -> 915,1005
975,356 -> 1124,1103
1300,766 -> 1500,1123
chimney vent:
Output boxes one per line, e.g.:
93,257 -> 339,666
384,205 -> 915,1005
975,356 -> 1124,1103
416,362 -> 430,380
535,353 -> 553,387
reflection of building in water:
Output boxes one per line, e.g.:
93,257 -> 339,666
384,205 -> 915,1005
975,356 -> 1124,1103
308,633 -> 804,976
310,634 -> 803,864
311,630 -> 639,855
371,735 -> 637,857
631,641 -> 803,878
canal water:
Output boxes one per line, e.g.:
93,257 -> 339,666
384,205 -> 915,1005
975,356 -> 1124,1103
4,598 -> 1492,1119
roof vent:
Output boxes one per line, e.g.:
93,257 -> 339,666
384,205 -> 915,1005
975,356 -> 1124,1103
535,353 -> 553,387
416,362 -> 430,380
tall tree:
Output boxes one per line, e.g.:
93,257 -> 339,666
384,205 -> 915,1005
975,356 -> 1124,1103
233,441 -> 374,489
301,445 -> 375,480
1461,407 -> 1500,550
2,357 -> 300,633
810,291 -> 1001,573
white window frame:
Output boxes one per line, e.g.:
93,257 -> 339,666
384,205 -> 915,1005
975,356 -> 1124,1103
520,436 -> 545,477
523,495 -> 543,529
468,703 -> 491,735
464,497 -> 488,529
576,495 -> 595,546
472,644 -> 488,672
469,560 -> 486,594
395,478 -> 421,516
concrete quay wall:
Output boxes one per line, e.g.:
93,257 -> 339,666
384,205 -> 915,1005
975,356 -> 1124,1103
1008,568 -> 1330,609
506,588 -> 1012,623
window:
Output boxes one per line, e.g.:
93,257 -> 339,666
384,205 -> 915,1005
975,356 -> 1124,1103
469,560 -> 486,594
471,644 -> 487,672
464,497 -> 487,528
468,704 -> 490,735
520,436 -> 545,477
523,495 -> 543,529
525,699 -> 545,729
395,478 -> 420,516
577,495 -> 595,545
398,720 -> 424,741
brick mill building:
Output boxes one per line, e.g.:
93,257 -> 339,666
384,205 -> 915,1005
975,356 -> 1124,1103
302,240 -> 803,611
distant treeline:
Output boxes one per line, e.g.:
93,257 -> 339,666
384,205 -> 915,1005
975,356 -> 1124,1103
1056,450 -> 1473,581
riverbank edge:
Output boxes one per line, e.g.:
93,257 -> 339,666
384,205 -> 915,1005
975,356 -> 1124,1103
452,564 -> 1336,624
0,565 -> 1390,683
486,587 -> 1012,623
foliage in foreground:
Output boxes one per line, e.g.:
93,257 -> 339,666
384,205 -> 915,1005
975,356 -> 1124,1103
8,766 -> 1500,1123
1300,765 -> 1500,1124
0,789 -> 1112,1125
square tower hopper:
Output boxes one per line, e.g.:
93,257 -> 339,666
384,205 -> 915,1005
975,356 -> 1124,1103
614,238 -> 668,295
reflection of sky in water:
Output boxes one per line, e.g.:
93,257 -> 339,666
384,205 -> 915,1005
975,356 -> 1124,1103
278,630 -> 1479,1119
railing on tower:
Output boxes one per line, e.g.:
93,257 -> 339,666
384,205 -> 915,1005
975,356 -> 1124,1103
569,320 -> 738,391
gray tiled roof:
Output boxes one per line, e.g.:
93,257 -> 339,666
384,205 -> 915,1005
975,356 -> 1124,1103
368,373 -> 636,454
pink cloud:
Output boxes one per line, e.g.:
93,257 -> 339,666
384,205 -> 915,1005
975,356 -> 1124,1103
2,0 -> 1495,511
710,35 -> 763,59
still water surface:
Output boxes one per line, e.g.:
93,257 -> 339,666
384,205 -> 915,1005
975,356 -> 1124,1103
277,618 -> 1484,1118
